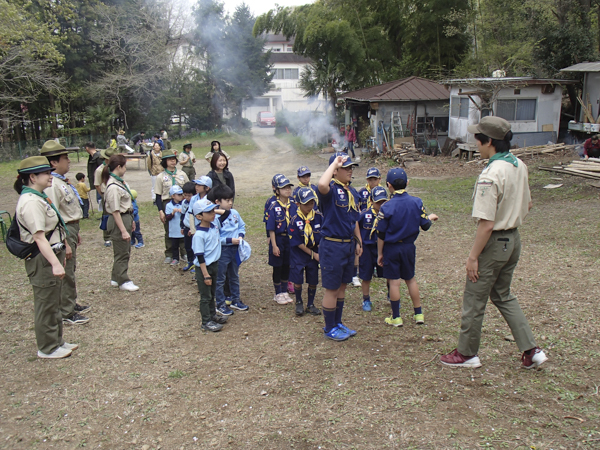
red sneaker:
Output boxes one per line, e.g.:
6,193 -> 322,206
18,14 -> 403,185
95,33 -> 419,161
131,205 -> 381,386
287,282 -> 295,294
521,347 -> 548,369
440,349 -> 482,368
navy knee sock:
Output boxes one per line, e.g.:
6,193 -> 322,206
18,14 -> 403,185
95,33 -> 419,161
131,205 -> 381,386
274,284 -> 281,295
323,307 -> 336,332
363,295 -> 370,302
307,286 -> 316,307
295,285 -> 303,303
391,300 -> 400,319
335,298 -> 345,324
414,306 -> 422,315
280,280 -> 288,294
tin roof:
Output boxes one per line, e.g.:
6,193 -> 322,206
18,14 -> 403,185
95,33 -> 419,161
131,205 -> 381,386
560,62 -> 600,72
442,77 -> 577,85
339,76 -> 449,102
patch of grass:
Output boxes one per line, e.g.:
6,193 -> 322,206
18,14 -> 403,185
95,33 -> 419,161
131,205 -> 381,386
168,370 -> 185,379
170,131 -> 257,157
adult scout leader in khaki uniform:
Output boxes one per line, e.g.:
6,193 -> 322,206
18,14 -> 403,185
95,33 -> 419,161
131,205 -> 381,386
178,142 -> 196,180
95,147 -> 118,247
441,116 -> 548,370
42,140 -> 90,325
15,156 -> 79,359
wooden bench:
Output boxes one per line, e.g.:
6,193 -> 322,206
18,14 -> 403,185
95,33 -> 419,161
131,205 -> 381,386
123,153 -> 148,170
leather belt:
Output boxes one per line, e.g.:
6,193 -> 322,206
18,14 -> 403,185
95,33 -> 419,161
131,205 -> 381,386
324,236 -> 353,243
66,220 -> 79,225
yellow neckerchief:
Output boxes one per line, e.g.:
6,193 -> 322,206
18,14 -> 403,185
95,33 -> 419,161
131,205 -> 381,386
369,206 -> 381,238
393,189 -> 406,196
297,208 -> 316,247
298,181 -> 309,188
332,178 -> 358,212
365,182 -> 381,209
277,199 -> 291,225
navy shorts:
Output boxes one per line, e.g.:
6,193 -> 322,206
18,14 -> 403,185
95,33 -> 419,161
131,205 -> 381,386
359,243 -> 383,281
290,260 -> 319,285
268,234 -> 290,267
382,242 -> 416,281
320,238 -> 355,290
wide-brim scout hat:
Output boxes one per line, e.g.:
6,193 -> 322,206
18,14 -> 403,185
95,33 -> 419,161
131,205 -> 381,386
192,198 -> 218,215
386,167 -> 407,185
100,147 -> 118,159
296,186 -> 317,204
183,142 -> 192,148
297,166 -> 311,177
40,140 -> 73,157
161,149 -> 177,159
193,176 -> 213,188
467,116 -> 511,140
371,186 -> 388,203
18,156 -> 52,174
274,176 -> 294,189
118,129 -> 125,135
329,152 -> 358,167
366,167 -> 381,179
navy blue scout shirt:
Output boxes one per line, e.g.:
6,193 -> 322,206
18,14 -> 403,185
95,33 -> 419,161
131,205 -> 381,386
375,191 -> 431,244
358,206 -> 379,245
264,195 -> 296,234
288,210 -> 323,266
317,180 -> 360,238
266,201 -> 296,235
356,186 -> 372,211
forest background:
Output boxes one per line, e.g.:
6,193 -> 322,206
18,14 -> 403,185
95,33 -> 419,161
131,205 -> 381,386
2,0 -> 600,156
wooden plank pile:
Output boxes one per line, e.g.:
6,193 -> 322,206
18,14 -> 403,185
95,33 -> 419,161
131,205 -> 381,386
539,158 -> 600,180
390,142 -> 421,165
468,143 -> 574,164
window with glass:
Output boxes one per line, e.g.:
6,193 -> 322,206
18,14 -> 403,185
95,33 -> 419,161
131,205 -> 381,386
271,68 -> 299,80
496,99 -> 536,121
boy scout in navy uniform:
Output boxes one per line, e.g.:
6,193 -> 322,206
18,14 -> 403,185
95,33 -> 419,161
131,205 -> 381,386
441,116 -> 547,369
317,152 -> 362,341
356,167 -> 382,211
292,166 -> 318,207
358,186 -> 388,312
42,141 -> 91,325
375,168 -> 438,327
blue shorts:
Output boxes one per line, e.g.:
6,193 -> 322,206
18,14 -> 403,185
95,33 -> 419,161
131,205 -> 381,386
290,259 -> 319,285
320,238 -> 355,290
359,243 -> 383,281
268,234 -> 290,267
382,242 -> 416,281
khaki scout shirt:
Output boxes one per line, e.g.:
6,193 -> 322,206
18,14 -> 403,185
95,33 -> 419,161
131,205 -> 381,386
94,164 -> 106,194
104,178 -> 133,214
204,149 -> 230,162
45,176 -> 83,223
155,170 -> 189,201
178,151 -> 196,168
148,151 -> 163,176
472,158 -> 531,231
16,193 -> 62,245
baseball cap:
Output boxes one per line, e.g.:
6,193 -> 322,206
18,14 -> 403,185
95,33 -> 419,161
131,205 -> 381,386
130,189 -> 138,200
386,167 -> 407,185
467,116 -> 511,140
297,166 -> 311,177
329,152 -> 358,167
271,173 -> 285,187
295,187 -> 317,204
235,239 -> 252,266
371,186 -> 388,202
366,167 -> 381,179
169,185 -> 183,196
274,176 -> 294,189
193,176 -> 212,188
192,198 -> 218,215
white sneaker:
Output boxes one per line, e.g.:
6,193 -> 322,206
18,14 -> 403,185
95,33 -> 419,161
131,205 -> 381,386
119,281 -> 139,292
110,280 -> 118,287
274,293 -> 288,305
104,241 -> 111,247
352,276 -> 361,287
61,342 -> 79,351
38,346 -> 72,359
282,292 -> 294,304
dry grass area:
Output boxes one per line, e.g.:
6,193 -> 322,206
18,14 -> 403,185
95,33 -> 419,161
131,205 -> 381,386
0,146 -> 599,449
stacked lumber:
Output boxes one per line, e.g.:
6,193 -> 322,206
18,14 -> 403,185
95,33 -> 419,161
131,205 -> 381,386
539,158 -> 600,180
391,142 -> 421,165
468,143 -> 574,164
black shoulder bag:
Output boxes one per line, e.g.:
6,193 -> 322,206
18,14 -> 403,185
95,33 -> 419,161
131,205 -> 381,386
6,217 -> 60,260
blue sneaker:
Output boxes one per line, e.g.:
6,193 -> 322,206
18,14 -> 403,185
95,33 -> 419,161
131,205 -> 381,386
216,304 -> 234,316
182,262 -> 194,272
134,243 -> 145,249
189,267 -> 195,274
324,326 -> 350,341
230,299 -> 249,311
362,300 -> 372,312
337,322 -> 357,337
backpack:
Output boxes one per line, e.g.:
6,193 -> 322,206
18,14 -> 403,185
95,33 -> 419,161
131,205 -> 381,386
5,216 -> 58,260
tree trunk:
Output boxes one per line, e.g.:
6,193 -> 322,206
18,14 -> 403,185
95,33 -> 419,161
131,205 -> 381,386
49,93 -> 58,138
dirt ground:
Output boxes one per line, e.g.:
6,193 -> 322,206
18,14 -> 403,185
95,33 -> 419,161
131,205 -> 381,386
0,129 -> 599,449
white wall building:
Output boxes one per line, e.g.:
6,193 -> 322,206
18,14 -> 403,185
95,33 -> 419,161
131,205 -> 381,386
242,34 -> 327,122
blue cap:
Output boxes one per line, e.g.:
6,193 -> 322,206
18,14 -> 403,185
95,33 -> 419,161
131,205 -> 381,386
235,239 -> 252,266
371,186 -> 388,203
386,167 -> 407,185
192,198 -> 218,215
169,185 -> 183,196
271,173 -> 285,187
295,187 -> 317,204
329,152 -> 358,167
366,167 -> 381,179
193,176 -> 212,188
297,166 -> 311,177
274,176 -> 294,189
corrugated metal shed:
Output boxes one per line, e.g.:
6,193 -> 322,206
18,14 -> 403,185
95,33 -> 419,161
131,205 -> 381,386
339,76 -> 449,102
560,62 -> 600,72
442,77 -> 577,85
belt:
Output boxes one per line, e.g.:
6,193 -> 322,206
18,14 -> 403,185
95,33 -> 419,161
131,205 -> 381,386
66,220 -> 80,225
276,232 -> 288,237
123,209 -> 133,215
493,228 -> 517,234
324,236 -> 353,243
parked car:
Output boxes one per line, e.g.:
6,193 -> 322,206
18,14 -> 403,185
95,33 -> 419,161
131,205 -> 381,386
256,111 -> 276,127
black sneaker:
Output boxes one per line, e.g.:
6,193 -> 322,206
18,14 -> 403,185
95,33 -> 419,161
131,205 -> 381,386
63,313 -> 90,325
212,315 -> 228,324
295,302 -> 304,316
201,321 -> 223,332
305,305 -> 322,316
74,303 -> 90,314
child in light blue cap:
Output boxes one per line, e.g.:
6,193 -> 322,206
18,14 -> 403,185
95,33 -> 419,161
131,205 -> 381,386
182,176 -> 213,272
165,185 -> 186,265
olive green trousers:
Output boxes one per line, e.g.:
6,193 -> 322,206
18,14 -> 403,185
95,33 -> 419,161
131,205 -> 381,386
108,213 -> 133,285
61,222 -> 79,319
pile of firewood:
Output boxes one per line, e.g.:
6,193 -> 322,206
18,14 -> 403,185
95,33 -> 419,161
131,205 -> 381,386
539,158 -> 600,180
390,143 -> 421,165
469,143 -> 575,164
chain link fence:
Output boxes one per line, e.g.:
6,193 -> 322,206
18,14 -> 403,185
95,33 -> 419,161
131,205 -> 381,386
0,135 -> 113,163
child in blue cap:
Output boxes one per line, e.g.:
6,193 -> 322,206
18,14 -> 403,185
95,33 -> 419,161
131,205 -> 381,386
375,167 -> 438,326
293,166 -> 318,207
165,185 -> 186,265
182,176 -> 213,273
317,152 -> 361,341
288,186 -> 324,316
358,186 -> 388,312
357,167 -> 383,212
